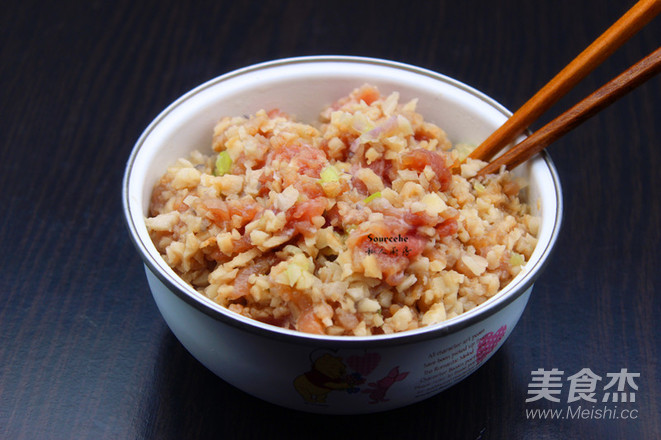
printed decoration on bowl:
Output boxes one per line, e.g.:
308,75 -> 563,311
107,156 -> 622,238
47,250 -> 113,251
476,325 -> 507,364
346,352 -> 381,377
293,350 -> 409,405
362,367 -> 409,404
293,353 -> 358,404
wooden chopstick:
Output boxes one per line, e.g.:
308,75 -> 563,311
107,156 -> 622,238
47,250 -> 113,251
475,46 -> 661,177
467,0 -> 661,164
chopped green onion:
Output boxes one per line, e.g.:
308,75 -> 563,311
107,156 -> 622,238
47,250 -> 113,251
454,143 -> 476,161
320,165 -> 340,183
286,263 -> 302,287
363,192 -> 382,204
473,182 -> 486,193
214,151 -> 232,176
509,252 -> 525,267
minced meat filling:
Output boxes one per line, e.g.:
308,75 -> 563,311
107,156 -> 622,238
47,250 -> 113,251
146,85 -> 538,336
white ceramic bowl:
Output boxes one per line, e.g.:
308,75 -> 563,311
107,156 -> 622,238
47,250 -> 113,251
123,56 -> 563,414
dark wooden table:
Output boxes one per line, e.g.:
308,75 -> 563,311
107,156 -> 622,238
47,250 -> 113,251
2,0 -> 660,438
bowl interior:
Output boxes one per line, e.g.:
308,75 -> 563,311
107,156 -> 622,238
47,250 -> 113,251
124,56 -> 561,339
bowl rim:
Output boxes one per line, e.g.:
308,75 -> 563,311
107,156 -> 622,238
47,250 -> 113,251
122,55 -> 563,347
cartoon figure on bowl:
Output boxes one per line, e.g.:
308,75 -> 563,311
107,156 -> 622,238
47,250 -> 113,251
363,366 -> 409,404
294,353 -> 358,404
